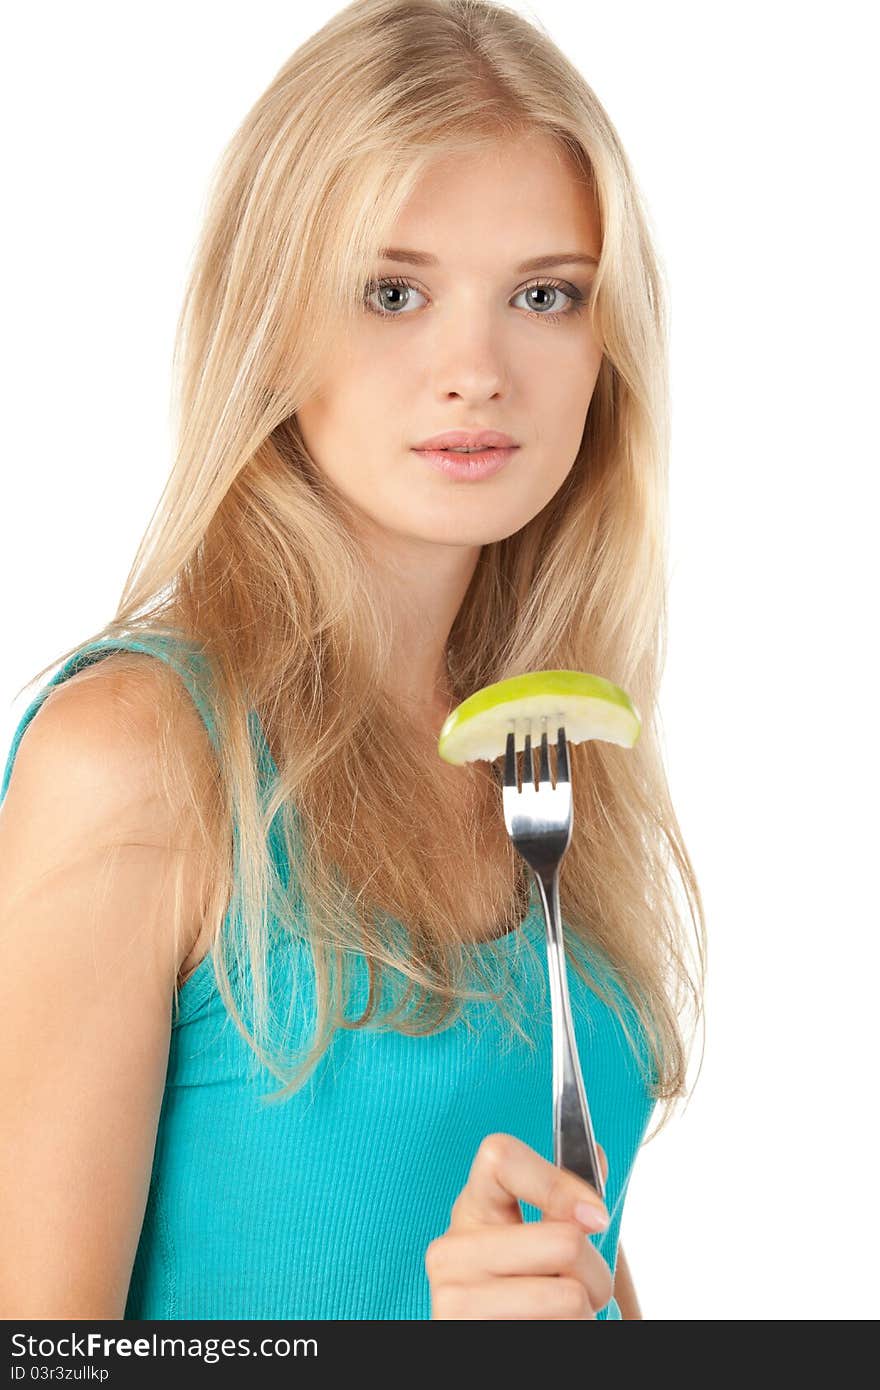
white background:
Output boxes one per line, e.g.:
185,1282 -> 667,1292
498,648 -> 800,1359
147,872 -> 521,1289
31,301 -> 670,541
2,2 -> 877,1320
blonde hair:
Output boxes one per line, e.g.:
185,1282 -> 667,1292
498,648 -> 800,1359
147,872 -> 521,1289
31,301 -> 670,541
18,0 -> 705,1139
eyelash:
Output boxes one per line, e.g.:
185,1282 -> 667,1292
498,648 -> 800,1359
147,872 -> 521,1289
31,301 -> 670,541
362,275 -> 590,324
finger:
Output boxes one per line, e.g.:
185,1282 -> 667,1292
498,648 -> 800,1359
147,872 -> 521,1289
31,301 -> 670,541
433,1275 -> 597,1321
427,1219 -> 613,1311
450,1131 -> 610,1232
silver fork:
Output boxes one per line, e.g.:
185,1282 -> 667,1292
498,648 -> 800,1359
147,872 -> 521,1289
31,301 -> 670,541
501,716 -> 606,1203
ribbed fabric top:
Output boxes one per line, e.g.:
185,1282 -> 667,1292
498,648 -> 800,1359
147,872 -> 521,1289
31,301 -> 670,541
1,634 -> 657,1320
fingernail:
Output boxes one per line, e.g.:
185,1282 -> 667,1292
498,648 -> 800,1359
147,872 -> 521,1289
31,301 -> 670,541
574,1201 -> 609,1232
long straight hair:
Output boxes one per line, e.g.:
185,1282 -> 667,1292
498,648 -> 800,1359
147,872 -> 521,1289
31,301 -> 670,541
19,0 -> 706,1139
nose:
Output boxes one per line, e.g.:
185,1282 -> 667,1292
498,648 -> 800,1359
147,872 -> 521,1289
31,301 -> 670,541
430,317 -> 510,404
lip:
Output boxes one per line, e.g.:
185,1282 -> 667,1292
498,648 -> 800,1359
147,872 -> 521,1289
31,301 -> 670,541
412,445 -> 516,481
412,428 -> 519,451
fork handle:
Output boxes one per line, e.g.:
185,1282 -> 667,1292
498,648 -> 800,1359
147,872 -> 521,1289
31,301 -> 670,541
533,868 -> 607,1204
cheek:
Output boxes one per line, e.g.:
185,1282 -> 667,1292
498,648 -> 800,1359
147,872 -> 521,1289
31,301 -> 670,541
540,366 -> 596,444
525,358 -> 599,484
555,343 -> 602,424
297,371 -> 374,456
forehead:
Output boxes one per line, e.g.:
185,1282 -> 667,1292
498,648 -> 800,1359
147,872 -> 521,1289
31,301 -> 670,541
383,132 -> 600,265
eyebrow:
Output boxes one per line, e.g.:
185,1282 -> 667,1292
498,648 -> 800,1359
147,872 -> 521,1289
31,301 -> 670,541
377,246 -> 599,271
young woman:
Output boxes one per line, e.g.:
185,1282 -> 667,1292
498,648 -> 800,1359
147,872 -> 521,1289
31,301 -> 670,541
0,0 -> 705,1320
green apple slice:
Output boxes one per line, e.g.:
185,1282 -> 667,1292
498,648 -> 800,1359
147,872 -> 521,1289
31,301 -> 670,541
437,669 -> 641,766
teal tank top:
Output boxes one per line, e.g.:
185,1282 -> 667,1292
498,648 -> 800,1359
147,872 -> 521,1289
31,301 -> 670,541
1,633 -> 657,1320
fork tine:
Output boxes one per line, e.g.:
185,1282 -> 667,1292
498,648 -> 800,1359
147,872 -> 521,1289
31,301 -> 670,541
556,723 -> 570,784
537,718 -> 552,787
504,729 -> 518,789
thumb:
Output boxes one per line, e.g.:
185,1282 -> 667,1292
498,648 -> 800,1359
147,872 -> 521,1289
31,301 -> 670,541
598,1144 -> 609,1185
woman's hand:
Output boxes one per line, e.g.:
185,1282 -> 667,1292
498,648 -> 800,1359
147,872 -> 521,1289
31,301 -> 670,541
426,1132 -> 612,1320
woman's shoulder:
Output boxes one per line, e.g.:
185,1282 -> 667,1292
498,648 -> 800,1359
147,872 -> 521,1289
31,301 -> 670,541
26,648 -> 215,800
2,647 -> 217,977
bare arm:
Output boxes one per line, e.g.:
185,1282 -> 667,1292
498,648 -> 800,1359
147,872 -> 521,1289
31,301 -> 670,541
614,1242 -> 643,1319
0,660 -> 209,1317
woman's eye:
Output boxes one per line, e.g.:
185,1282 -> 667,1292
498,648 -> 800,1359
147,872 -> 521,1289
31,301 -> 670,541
512,280 -> 585,319
363,277 -> 426,316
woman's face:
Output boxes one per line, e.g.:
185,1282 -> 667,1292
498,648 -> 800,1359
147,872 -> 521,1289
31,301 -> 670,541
296,131 -> 603,549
